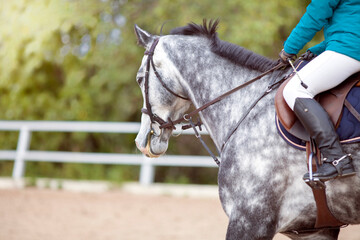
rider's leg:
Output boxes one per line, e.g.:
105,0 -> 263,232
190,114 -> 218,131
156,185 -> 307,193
283,50 -> 360,181
293,98 -> 355,180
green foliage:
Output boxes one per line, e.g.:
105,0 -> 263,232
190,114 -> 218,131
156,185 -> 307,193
0,0 -> 314,183
124,0 -> 310,56
0,0 -> 126,121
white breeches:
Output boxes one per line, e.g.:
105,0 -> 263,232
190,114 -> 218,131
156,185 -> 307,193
283,50 -> 360,110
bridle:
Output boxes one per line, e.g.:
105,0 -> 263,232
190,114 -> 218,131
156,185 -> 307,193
140,37 -> 288,164
142,38 -> 189,132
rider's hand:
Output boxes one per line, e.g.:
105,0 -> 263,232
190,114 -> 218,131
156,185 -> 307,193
279,49 -> 297,64
300,50 -> 317,61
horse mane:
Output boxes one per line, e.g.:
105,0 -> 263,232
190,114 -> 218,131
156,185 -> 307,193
170,19 -> 278,72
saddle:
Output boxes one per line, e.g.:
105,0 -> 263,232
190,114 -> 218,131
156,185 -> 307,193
275,71 -> 360,141
274,61 -> 360,230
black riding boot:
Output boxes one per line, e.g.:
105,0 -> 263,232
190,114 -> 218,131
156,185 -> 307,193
293,98 -> 356,181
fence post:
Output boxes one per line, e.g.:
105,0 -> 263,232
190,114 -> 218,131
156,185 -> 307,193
139,156 -> 155,186
12,126 -> 31,180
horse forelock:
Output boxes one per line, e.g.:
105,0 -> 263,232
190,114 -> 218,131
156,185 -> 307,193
169,19 -> 278,72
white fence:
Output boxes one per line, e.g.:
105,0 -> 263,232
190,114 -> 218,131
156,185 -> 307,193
0,121 -> 217,185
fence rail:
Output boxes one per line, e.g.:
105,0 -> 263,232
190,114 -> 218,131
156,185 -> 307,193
0,121 -> 216,185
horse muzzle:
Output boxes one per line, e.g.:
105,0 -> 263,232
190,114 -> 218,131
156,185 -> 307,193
144,129 -> 162,158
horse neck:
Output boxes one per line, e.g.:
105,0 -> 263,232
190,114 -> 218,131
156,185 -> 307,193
161,36 -> 289,149
178,53 -> 287,150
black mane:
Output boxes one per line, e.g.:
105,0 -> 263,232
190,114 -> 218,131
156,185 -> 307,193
170,19 -> 278,72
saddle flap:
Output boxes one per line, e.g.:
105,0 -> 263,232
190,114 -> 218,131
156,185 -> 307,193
274,78 -> 296,131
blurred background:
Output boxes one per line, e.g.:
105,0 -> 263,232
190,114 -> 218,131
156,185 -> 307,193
0,0 -> 313,185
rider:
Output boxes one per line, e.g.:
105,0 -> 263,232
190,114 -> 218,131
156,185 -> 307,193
279,0 -> 360,181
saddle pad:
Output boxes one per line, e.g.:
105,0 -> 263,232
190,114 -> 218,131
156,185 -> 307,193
276,86 -> 360,151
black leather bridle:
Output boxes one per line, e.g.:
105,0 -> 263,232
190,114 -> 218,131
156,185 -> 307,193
141,38 -> 189,131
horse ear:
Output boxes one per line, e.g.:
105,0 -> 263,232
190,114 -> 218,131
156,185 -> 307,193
134,24 -> 154,48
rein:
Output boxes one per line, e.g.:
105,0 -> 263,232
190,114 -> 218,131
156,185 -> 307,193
141,38 -> 287,165
160,61 -> 287,130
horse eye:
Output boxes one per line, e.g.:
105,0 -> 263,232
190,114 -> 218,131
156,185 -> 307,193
137,77 -> 144,85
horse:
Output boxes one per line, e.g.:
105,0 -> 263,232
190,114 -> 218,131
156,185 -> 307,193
134,20 -> 360,240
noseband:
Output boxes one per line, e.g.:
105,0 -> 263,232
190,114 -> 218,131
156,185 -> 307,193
142,38 -> 189,131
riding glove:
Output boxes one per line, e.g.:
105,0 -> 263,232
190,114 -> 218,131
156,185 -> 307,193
300,50 -> 317,61
279,49 -> 297,64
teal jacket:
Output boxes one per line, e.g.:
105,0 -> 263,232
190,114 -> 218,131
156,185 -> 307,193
284,0 -> 360,61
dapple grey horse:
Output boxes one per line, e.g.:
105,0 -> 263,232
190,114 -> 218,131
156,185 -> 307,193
134,20 -> 360,240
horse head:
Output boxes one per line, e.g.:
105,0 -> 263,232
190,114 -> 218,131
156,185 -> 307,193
134,25 -> 191,157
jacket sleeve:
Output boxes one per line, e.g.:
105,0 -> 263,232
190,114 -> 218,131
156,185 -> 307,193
284,0 -> 341,54
308,41 -> 326,55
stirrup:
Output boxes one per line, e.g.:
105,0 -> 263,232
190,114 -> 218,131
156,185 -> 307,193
304,152 -> 326,189
304,177 -> 326,189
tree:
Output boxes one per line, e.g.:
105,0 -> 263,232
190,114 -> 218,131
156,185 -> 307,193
0,0 -> 312,183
